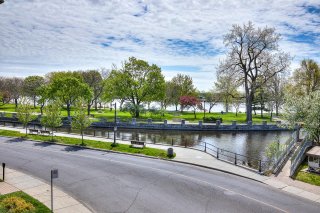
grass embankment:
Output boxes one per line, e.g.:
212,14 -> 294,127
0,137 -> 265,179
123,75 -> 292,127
0,129 -> 173,159
0,191 -> 50,213
294,161 -> 320,186
0,104 -> 275,124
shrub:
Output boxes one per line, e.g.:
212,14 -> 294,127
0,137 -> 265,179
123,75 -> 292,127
203,117 -> 223,123
1,196 -> 35,213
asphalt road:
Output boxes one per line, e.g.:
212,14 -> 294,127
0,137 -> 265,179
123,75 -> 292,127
0,136 -> 319,213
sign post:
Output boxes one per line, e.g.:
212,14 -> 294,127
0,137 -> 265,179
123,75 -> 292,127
51,169 -> 58,213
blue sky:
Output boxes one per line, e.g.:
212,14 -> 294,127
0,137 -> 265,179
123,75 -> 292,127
0,0 -> 320,90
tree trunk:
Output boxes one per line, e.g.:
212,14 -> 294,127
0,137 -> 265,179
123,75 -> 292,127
15,98 -> 18,108
225,100 -> 229,113
40,104 -> 44,115
87,103 -> 91,116
245,93 -> 253,122
260,106 -> 263,118
67,103 -> 71,117
175,105 -> 178,111
194,110 -> 196,119
81,130 -> 84,146
33,96 -> 36,108
94,100 -> 98,110
275,104 -> 279,116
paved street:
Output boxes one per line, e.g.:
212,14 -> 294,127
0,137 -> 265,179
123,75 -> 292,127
0,136 -> 319,213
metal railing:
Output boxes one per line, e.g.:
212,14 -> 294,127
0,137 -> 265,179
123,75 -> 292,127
0,163 -> 5,181
290,138 -> 313,177
271,131 -> 298,174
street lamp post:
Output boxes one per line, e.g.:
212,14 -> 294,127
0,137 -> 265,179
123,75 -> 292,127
203,99 -> 206,119
113,102 -> 117,145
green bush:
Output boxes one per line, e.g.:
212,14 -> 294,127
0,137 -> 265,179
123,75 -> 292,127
203,117 -> 223,123
1,196 -> 35,213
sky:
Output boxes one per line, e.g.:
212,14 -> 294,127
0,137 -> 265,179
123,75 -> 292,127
0,0 -> 319,91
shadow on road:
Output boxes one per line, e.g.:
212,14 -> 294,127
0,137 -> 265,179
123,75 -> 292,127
5,137 -> 26,143
64,146 -> 85,152
33,142 -> 55,147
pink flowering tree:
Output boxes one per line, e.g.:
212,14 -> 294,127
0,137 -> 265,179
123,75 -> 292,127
179,96 -> 202,119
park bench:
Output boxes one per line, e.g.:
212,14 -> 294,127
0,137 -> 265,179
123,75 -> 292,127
39,130 -> 51,136
28,129 -> 39,135
130,140 -> 145,148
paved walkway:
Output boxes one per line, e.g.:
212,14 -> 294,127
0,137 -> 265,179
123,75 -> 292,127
1,126 -> 320,204
0,167 -> 91,212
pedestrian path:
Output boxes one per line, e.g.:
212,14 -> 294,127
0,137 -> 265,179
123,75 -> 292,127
1,126 -> 320,204
0,168 -> 92,213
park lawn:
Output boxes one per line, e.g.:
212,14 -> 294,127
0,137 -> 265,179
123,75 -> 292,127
0,103 -> 275,124
0,129 -> 172,159
0,191 -> 50,213
294,161 -> 320,186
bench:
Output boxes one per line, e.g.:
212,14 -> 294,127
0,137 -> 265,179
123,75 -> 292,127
28,129 -> 39,135
130,140 -> 145,148
39,130 -> 51,136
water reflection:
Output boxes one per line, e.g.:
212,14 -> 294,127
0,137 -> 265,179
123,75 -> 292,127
58,127 -> 291,161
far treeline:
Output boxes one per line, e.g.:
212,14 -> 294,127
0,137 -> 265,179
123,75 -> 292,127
0,22 -> 320,129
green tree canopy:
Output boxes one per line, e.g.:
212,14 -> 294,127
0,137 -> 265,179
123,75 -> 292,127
104,57 -> 165,117
23,75 -> 45,107
48,77 -> 92,117
167,74 -> 196,111
41,100 -> 62,141
17,97 -> 35,136
72,98 -> 92,145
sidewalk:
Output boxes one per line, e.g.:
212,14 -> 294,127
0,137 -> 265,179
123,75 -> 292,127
1,126 -> 320,204
0,168 -> 92,213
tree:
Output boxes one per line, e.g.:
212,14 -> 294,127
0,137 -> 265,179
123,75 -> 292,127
80,70 -> 105,115
4,77 -> 24,107
48,77 -> 92,117
291,59 -> 320,96
37,85 -> 50,115
23,76 -> 44,108
215,73 -> 240,113
283,90 -> 320,143
266,73 -> 287,116
179,96 -> 202,119
72,99 -> 92,145
41,101 -> 62,141
104,57 -> 165,117
201,90 -> 219,114
169,74 -> 196,111
232,93 -> 244,116
16,97 -> 35,136
218,22 -> 290,122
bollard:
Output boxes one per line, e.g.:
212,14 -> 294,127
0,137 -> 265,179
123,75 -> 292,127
167,148 -> 174,157
217,148 -> 219,159
171,138 -> 174,146
204,143 -> 207,152
234,154 -> 237,165
2,163 -> 5,181
259,160 -> 262,173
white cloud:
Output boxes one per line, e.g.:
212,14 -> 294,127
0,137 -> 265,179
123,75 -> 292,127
0,0 -> 319,90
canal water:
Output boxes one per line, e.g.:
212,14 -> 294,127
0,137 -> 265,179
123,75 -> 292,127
68,127 -> 291,162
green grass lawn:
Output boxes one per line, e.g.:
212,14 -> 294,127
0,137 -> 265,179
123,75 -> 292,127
294,161 -> 320,186
0,191 -> 50,213
0,103 -> 276,124
0,129 -> 172,159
